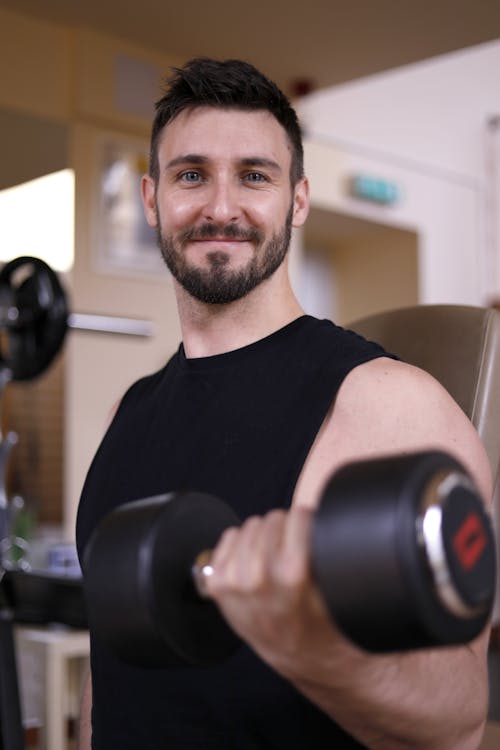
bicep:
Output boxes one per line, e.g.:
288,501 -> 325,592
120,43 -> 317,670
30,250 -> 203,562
377,361 -> 493,504
295,358 -> 492,510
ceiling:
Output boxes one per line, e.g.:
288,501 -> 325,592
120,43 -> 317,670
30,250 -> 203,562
1,0 -> 500,95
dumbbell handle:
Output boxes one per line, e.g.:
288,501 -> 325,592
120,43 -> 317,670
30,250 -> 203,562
192,550 -> 215,599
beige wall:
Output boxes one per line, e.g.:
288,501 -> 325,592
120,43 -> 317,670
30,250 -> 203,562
67,35 -> 183,538
0,109 -> 68,190
0,7 -> 72,121
330,231 -> 418,325
67,121 -> 180,537
0,7 -> 183,538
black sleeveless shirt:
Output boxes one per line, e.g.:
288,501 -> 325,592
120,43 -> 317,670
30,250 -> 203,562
76,315 -> 391,749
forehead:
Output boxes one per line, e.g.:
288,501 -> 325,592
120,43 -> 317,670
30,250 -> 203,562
157,107 -> 293,170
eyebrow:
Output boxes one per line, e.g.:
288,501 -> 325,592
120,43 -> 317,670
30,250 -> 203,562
165,154 -> 208,170
239,157 -> 282,174
164,154 -> 283,173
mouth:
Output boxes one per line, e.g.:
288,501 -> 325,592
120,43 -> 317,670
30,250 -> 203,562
192,237 -> 249,244
187,237 -> 253,252
182,225 -> 262,246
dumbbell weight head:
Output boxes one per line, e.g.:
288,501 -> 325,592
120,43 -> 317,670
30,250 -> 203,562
83,491 -> 241,667
311,451 -> 496,652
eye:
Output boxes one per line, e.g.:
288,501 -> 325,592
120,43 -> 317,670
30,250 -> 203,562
180,170 -> 202,184
244,172 -> 267,184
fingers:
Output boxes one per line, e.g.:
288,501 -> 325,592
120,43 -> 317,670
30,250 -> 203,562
205,505 -> 313,598
198,504 -> 338,670
207,510 -> 285,594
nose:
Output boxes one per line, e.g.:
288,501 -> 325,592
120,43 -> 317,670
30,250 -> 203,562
202,176 -> 241,225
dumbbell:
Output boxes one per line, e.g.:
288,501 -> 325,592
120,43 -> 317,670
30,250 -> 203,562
83,451 -> 496,667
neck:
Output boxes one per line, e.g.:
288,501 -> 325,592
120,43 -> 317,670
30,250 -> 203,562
175,262 -> 304,359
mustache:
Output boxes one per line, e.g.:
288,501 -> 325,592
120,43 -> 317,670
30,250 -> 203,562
179,223 -> 263,244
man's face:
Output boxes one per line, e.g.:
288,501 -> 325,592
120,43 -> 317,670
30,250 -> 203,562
142,107 -> 309,304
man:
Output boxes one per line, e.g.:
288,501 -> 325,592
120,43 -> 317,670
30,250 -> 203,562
76,58 -> 492,749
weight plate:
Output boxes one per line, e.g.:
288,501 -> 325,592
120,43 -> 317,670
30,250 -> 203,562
439,481 -> 496,613
0,256 -> 68,380
84,491 -> 242,667
312,451 -> 495,652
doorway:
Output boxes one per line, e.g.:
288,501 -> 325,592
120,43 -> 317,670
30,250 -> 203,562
301,205 -> 419,325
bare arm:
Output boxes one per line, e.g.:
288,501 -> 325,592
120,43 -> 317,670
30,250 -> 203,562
78,670 -> 92,750
204,359 -> 493,750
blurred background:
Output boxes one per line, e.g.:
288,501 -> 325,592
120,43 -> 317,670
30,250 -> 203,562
0,1 -> 499,747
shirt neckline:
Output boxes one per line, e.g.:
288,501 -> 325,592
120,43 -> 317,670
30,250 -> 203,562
177,315 -> 314,371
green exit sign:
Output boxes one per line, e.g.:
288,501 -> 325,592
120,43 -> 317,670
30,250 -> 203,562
350,175 -> 400,205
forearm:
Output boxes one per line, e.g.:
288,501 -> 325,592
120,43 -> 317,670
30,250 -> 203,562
287,629 -> 489,750
206,504 -> 491,750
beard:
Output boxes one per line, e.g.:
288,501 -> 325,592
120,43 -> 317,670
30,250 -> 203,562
156,205 -> 293,305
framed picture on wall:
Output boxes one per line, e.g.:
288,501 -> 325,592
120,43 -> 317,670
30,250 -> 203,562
93,133 -> 165,277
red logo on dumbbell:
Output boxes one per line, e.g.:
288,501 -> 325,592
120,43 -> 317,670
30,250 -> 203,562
453,512 -> 487,571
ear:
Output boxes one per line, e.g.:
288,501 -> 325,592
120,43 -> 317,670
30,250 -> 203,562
141,174 -> 158,228
291,176 -> 310,228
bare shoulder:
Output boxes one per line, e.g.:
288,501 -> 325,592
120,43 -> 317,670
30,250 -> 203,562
335,356 -> 462,427
293,357 -> 492,509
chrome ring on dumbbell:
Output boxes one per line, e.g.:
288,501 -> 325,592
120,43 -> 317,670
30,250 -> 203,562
418,468 -> 494,620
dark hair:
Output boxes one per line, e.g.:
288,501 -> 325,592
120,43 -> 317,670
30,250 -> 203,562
149,58 -> 304,185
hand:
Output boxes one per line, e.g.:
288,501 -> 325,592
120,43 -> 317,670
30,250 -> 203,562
202,505 -> 346,678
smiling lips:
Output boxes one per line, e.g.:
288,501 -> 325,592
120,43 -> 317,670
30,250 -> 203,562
181,223 -> 263,245
193,237 -> 248,243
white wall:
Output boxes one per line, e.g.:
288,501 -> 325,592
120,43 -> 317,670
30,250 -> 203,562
297,40 -> 500,305
298,40 -> 500,184
302,139 -> 482,306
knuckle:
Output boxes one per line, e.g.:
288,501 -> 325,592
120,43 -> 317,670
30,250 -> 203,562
216,525 -> 239,549
265,509 -> 286,522
241,515 -> 261,532
274,554 -> 308,590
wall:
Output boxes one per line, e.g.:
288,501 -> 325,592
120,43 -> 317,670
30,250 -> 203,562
0,8 -> 72,121
0,109 -> 68,190
0,107 -> 70,525
299,40 -> 500,181
301,206 -> 419,323
6,357 -> 65,525
67,35 -> 183,538
297,40 -> 500,305
0,7 -> 183,538
301,135 -> 483,309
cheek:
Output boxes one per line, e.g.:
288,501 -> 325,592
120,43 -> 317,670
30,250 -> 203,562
251,199 -> 290,234
157,195 -> 200,231
245,194 -> 283,226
